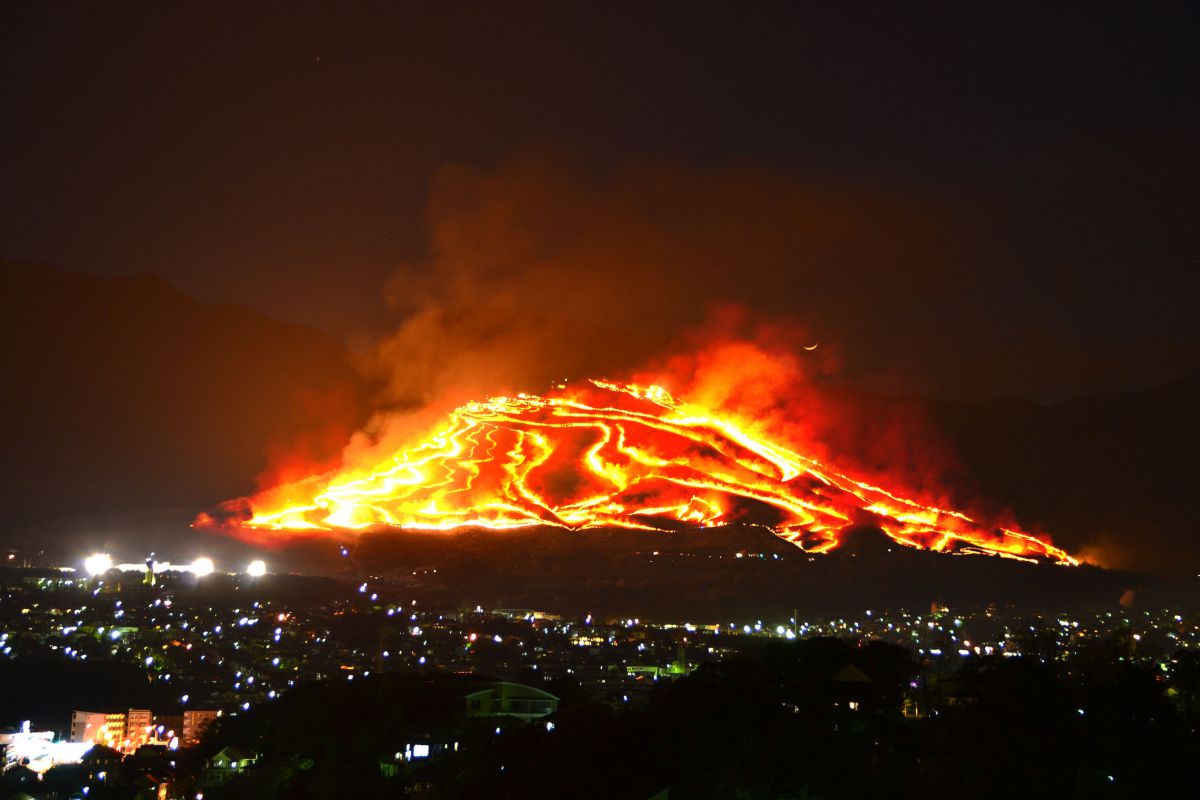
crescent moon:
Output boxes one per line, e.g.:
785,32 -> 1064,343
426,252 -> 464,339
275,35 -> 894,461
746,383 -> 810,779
803,343 -> 820,351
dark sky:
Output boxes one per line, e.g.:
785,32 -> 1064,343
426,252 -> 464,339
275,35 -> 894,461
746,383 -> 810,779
3,2 -> 1198,400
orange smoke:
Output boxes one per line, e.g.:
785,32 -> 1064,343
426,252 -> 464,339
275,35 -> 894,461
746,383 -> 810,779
219,376 -> 1077,565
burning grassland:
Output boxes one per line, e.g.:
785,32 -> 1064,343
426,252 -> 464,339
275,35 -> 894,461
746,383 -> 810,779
204,377 -> 1077,566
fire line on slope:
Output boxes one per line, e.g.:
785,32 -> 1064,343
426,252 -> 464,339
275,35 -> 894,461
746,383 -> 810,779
223,380 -> 1078,566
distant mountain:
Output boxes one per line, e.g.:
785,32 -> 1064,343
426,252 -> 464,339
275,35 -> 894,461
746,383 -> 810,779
0,262 -> 372,545
306,525 -> 1152,619
931,372 -> 1200,575
1,261 -> 1195,579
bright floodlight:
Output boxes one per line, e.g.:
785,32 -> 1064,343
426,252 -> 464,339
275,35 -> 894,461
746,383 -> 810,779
84,553 -> 113,577
191,557 -> 215,577
246,559 -> 267,577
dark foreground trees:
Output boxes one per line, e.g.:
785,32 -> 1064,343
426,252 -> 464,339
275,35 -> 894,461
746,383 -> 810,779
111,637 -> 1200,800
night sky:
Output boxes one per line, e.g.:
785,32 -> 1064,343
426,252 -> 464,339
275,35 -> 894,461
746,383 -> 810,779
3,2 -> 1198,400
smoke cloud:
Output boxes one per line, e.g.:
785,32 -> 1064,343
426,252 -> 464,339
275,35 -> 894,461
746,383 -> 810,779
330,157 -> 976,516
232,156 -> 1194,569
368,155 -> 966,408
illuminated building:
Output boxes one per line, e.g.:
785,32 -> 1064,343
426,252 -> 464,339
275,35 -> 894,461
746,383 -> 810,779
380,737 -> 459,776
1,721 -> 91,773
202,746 -> 258,785
464,682 -> 558,723
0,721 -> 52,751
70,709 -> 158,753
104,712 -> 128,748
70,710 -> 109,744
126,708 -> 153,750
397,740 -> 455,760
182,709 -> 220,747
626,644 -> 692,679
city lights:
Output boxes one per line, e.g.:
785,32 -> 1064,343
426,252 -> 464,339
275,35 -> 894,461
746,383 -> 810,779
1,555 -> 1197,795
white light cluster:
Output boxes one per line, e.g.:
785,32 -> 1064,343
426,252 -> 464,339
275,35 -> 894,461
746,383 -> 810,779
84,553 -> 113,576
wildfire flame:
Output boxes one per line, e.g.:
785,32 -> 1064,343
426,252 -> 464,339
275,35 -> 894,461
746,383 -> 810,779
229,379 -> 1077,565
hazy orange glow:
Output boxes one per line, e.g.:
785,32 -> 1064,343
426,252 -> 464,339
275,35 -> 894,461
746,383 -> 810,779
230,379 -> 1077,565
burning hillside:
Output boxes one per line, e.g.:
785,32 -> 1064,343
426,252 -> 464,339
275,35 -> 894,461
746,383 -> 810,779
213,379 -> 1078,565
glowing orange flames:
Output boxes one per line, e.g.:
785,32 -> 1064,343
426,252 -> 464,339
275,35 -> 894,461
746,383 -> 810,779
228,379 -> 1077,565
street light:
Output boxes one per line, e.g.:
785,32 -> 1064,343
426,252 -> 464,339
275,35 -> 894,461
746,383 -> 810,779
191,557 -> 215,577
246,560 -> 267,577
84,553 -> 113,577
